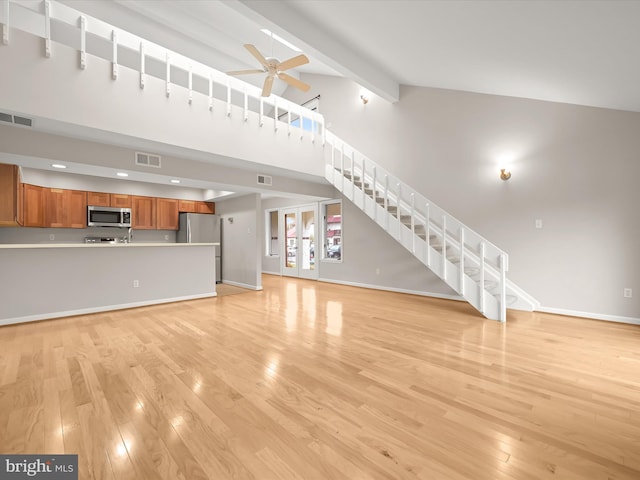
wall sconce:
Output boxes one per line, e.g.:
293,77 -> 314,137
500,168 -> 512,181
228,217 -> 234,224
360,94 -> 369,104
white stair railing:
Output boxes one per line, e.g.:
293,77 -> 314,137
325,131 -> 521,322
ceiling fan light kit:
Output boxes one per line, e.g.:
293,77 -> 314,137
227,44 -> 311,97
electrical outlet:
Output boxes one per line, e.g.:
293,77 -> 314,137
535,219 -> 543,229
49,234 -> 55,241
624,288 -> 632,298
375,268 -> 380,275
133,280 -> 139,288
164,235 -> 169,241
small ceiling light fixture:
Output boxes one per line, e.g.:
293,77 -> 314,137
500,168 -> 512,181
260,28 -> 302,52
51,164 -> 67,169
170,179 -> 180,184
116,172 -> 129,177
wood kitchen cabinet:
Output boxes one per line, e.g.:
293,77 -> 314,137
132,195 -> 157,229
44,188 -> 87,228
22,184 -> 45,227
157,198 -> 179,230
111,194 -> 132,208
197,201 -> 215,214
178,200 -> 198,213
87,191 -> 111,207
0,163 -> 23,226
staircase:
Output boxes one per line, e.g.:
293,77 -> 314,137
324,131 -> 539,322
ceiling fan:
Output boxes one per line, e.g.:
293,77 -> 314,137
227,44 -> 311,97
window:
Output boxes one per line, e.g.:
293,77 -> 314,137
265,209 -> 279,256
279,95 -> 320,133
322,201 -> 342,261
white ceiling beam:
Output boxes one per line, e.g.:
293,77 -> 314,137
228,0 -> 400,103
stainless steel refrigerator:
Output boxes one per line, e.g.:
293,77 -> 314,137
177,213 -> 222,283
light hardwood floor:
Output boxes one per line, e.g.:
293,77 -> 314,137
1,274 -> 639,479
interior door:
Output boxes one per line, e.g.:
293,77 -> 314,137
282,205 -> 317,279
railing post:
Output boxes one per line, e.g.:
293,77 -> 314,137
397,183 -> 402,241
351,151 -> 356,200
442,215 -> 447,281
340,144 -> 345,192
500,254 -> 507,322
188,64 -> 193,104
44,0 -> 51,57
384,175 -> 389,231
425,203 -> 430,267
299,107 -> 304,140
226,80 -> 231,116
331,145 -> 335,184
479,242 -> 486,314
165,52 -> 171,97
459,228 -> 465,296
139,41 -> 145,89
411,193 -> 415,254
362,158 -> 366,208
111,30 -> 118,79
2,0 -> 9,45
208,73 -> 213,111
79,16 -> 86,69
274,101 -> 278,131
372,166 -> 377,222
243,88 -> 248,121
287,109 -> 291,135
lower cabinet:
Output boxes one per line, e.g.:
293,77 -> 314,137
132,196 -> 157,229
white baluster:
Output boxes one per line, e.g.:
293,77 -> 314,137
500,254 -> 507,322
299,107 -> 304,140
165,52 -> 170,96
139,42 -> 145,89
188,64 -> 193,104
425,203 -> 430,267
287,109 -> 291,136
44,0 -> 51,57
340,144 -> 345,193
226,80 -> 231,117
479,242 -> 486,314
2,0 -> 9,45
372,166 -> 377,222
243,88 -> 248,121
311,118 -> 315,144
442,215 -> 447,281
208,73 -> 213,111
79,16 -> 86,69
351,152 -> 355,200
274,102 -> 278,131
397,183 -> 402,241
111,30 -> 118,79
331,144 -> 335,184
384,175 -> 389,231
362,158 -> 366,208
459,228 -> 465,296
411,193 -> 415,253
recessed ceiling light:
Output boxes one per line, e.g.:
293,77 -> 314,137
51,164 -> 67,169
116,172 -> 129,177
170,179 -> 181,184
260,28 -> 302,52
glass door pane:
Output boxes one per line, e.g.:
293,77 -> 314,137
282,209 -> 298,276
299,208 -> 315,277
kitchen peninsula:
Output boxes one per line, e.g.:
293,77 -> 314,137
0,242 -> 218,326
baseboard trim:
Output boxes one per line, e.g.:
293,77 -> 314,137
317,278 -> 464,302
222,280 -> 263,291
0,293 -> 217,327
261,271 -> 281,276
537,306 -> 640,326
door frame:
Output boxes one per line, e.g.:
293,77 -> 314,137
280,204 -> 318,279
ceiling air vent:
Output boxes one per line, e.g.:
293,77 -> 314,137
257,174 -> 272,186
135,151 -> 161,168
0,112 -> 33,127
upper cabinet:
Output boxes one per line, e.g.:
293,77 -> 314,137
157,198 -> 179,230
44,189 -> 87,228
132,196 -> 157,229
111,194 -> 132,208
22,184 -> 45,227
0,163 -> 23,226
178,200 -> 198,213
198,202 -> 215,214
87,191 -> 111,207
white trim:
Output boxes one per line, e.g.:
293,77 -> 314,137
318,278 -> 464,302
537,306 -> 640,326
222,280 -> 263,291
0,293 -> 217,327
261,270 -> 281,276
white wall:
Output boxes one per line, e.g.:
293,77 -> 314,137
284,74 -> 640,320
216,194 -> 262,290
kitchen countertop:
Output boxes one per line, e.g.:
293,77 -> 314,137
0,242 -> 220,249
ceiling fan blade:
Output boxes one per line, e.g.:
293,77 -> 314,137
277,54 -> 309,72
278,72 -> 311,92
244,44 -> 269,68
226,69 -> 265,76
262,76 -> 274,97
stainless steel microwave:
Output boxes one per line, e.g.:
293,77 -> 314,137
87,206 -> 132,227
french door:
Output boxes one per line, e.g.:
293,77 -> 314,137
282,204 -> 318,279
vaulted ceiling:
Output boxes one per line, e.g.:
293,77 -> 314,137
62,0 -> 640,112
